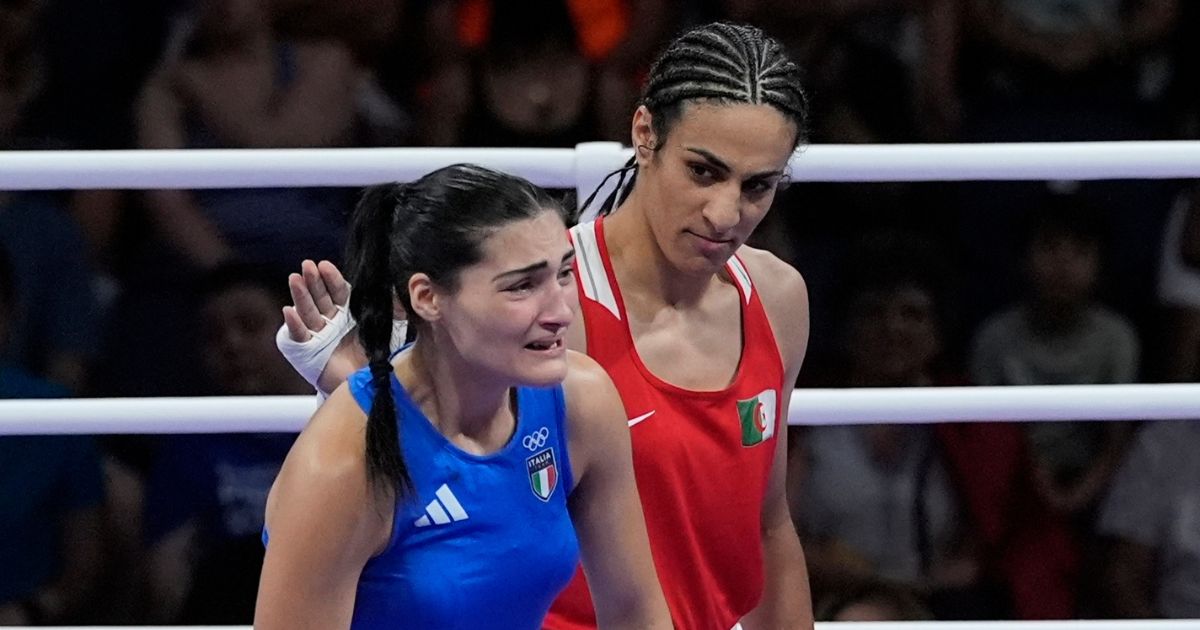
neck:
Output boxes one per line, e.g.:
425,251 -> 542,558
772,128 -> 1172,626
400,339 -> 513,439
604,189 -> 724,308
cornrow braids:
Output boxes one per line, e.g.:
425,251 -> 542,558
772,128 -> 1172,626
587,22 -> 809,217
642,22 -> 809,146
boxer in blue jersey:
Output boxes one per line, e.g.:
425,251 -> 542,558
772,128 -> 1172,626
254,165 -> 669,629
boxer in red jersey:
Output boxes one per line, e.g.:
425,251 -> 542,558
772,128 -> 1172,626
280,22 -> 814,630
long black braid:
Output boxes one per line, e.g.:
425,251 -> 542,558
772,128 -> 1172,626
344,165 -> 561,498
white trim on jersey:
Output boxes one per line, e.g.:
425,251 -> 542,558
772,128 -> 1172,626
573,221 -> 755,312
570,223 -> 621,320
726,256 -> 754,305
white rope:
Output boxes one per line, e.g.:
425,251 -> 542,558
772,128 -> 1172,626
1,384 -> 1197,435
793,383 -> 1200,424
0,396 -> 314,435
0,147 -> 579,190
2,141 -> 1200,191
23,621 -> 1200,630
812,623 -> 1195,630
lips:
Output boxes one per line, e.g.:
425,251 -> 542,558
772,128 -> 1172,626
687,230 -> 734,256
525,338 -> 564,351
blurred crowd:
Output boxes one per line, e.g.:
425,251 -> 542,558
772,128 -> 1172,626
2,0 -> 1200,624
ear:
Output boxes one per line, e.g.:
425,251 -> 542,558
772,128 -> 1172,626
407,273 -> 441,322
631,106 -> 657,167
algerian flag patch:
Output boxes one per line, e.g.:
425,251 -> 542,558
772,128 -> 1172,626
738,389 -> 778,446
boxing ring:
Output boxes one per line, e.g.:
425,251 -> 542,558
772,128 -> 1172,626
20,622 -> 1197,630
3,141 -> 1200,628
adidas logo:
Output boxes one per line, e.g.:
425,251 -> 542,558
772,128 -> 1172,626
413,484 -> 469,528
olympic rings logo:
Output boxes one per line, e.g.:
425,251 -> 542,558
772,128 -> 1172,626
522,427 -> 549,451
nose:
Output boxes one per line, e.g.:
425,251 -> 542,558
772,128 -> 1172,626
701,182 -> 742,234
540,281 -> 575,332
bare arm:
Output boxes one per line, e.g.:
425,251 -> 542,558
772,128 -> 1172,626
417,1 -> 472,146
136,72 -> 233,269
1181,189 -> 1200,270
563,352 -> 672,629
254,386 -> 391,629
914,0 -> 962,140
146,521 -> 199,623
30,506 -> 104,623
740,250 -> 814,630
967,0 -> 1064,66
1123,0 -> 1178,50
182,41 -> 359,148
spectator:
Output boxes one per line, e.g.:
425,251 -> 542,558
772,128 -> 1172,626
796,232 -> 992,620
960,0 -> 1178,142
418,0 -> 672,146
135,0 -> 359,270
969,192 -> 1141,616
715,0 -> 961,142
0,245 -> 105,625
0,0 -> 102,392
970,193 -> 1138,519
1096,420 -> 1200,618
1157,185 -> 1200,383
817,579 -> 935,622
141,264 -> 306,623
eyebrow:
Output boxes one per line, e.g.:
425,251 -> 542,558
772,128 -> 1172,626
684,147 -> 785,179
492,249 -> 575,282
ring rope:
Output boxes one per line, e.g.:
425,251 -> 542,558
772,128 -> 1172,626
2,383 -> 1198,435
1,141 -> 1199,192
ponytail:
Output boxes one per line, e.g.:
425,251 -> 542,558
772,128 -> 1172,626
579,156 -> 637,219
343,164 -> 561,496
346,183 -> 413,498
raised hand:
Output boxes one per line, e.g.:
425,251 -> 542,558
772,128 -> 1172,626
276,259 -> 364,394
283,259 -> 351,342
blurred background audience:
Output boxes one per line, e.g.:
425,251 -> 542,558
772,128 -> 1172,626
2,0 -> 1200,623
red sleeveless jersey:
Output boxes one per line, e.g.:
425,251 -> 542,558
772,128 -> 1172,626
546,219 -> 785,630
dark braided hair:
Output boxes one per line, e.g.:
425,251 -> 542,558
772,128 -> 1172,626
583,22 -> 810,216
344,164 -> 561,497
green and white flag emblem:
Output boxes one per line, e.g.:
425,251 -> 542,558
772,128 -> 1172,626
738,389 -> 778,446
526,448 -> 558,501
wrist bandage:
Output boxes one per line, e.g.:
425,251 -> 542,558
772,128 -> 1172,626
276,306 -> 410,391
275,304 -> 357,389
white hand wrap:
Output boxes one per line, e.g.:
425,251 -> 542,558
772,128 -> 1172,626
275,304 -> 357,389
276,307 -> 410,390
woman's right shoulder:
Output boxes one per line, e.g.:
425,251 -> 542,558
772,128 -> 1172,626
275,385 -> 372,505
265,384 -> 392,566
560,351 -> 626,441
561,351 -> 620,415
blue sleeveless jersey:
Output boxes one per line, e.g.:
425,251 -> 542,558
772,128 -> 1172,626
345,368 -> 579,629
